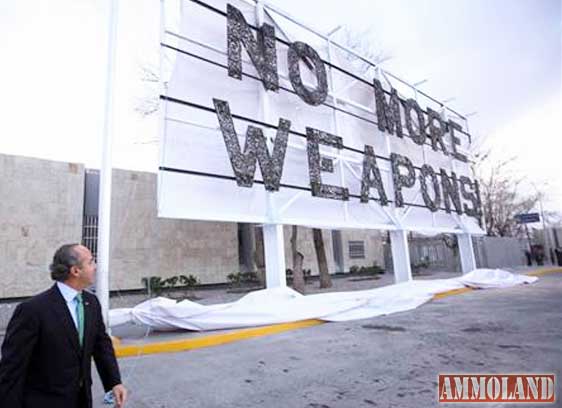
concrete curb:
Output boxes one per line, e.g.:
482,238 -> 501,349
115,319 -> 322,358
113,267 -> 562,358
525,267 -> 562,277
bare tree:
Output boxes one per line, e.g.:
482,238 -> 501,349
472,145 -> 540,237
306,27 -> 390,289
332,26 -> 391,76
290,226 -> 305,293
313,228 -> 332,288
135,64 -> 160,119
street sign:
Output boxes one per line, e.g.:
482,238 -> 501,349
515,213 -> 540,223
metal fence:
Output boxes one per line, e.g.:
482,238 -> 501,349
384,235 -> 529,274
82,215 -> 99,260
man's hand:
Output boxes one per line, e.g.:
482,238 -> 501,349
112,384 -> 128,407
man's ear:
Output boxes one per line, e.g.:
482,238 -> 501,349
70,265 -> 80,277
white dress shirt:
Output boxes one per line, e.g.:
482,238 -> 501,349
56,281 -> 81,329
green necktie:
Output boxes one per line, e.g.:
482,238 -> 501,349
76,293 -> 84,347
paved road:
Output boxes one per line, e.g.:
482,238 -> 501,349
90,272 -> 562,408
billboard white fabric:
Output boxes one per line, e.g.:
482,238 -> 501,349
109,270 -> 537,330
158,0 -> 484,235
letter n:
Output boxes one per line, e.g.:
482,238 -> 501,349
227,4 -> 279,91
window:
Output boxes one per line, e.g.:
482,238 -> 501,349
349,240 -> 365,259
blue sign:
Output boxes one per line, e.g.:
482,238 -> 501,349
515,213 -> 540,223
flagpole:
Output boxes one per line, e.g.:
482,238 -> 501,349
97,0 -> 119,328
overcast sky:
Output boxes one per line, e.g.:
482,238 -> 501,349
0,0 -> 560,211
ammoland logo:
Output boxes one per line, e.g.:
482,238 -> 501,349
438,374 -> 556,403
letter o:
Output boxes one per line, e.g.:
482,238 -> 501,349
287,41 -> 328,106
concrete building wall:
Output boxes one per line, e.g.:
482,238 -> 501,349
0,154 -> 84,298
340,230 -> 386,272
282,227 -> 385,275
283,226 -> 335,275
109,169 -> 239,289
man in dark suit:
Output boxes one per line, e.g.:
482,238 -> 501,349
0,244 -> 127,407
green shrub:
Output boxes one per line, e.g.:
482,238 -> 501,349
349,262 -> 384,276
411,256 -> 430,273
227,271 -> 259,287
142,274 -> 200,297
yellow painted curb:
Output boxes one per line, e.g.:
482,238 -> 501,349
432,267 -> 562,300
432,287 -> 474,299
114,267 -> 562,358
525,267 -> 562,277
110,335 -> 121,348
115,319 -> 323,358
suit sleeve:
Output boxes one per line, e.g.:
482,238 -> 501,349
92,296 -> 122,392
0,302 -> 39,408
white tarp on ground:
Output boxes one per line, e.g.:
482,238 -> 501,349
109,269 -> 537,332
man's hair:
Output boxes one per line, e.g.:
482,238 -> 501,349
49,244 -> 81,282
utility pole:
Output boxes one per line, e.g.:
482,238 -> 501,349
532,183 -> 550,264
538,197 -> 551,264
97,0 -> 119,328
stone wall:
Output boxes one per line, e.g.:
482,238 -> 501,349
282,227 -> 385,275
0,154 -> 84,298
109,169 -> 239,289
283,226 -> 335,276
341,229 -> 385,271
0,153 -> 388,298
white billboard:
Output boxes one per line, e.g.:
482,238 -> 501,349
158,0 -> 484,235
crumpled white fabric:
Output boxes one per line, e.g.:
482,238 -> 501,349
457,268 -> 537,288
108,269 -> 538,332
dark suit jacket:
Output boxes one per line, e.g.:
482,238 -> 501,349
0,284 -> 121,408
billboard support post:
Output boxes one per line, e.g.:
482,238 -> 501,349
458,233 -> 477,274
256,0 -> 287,288
264,224 -> 287,288
390,230 -> 413,282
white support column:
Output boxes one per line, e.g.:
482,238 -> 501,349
390,229 -> 413,283
263,224 -> 287,288
256,0 -> 287,289
458,233 -> 477,274
439,107 -> 477,274
97,0 -> 119,328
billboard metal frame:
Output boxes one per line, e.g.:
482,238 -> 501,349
158,0 -> 483,287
